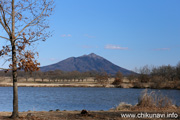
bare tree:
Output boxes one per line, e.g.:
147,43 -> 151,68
0,0 -> 54,118
138,65 -> 151,83
112,71 -> 123,86
95,71 -> 109,85
176,61 -> 180,80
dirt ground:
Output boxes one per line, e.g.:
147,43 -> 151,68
0,110 -> 179,120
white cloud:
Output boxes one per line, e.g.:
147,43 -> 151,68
153,48 -> 170,51
105,44 -> 128,50
84,34 -> 95,38
60,34 -> 72,37
82,45 -> 91,48
67,34 -> 72,37
60,34 -> 66,37
82,45 -> 98,49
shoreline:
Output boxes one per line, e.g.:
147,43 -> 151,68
0,82 -> 114,88
0,110 -> 179,120
0,82 -> 179,90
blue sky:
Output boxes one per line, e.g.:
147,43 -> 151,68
40,0 -> 180,71
1,0 -> 180,71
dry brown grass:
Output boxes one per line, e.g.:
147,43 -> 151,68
114,89 -> 178,113
115,102 -> 132,111
137,89 -> 174,109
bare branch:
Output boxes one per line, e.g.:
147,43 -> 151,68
16,0 -> 38,13
15,3 -> 49,39
0,5 -> 11,36
3,9 -> 11,16
0,35 -> 10,40
2,58 -> 11,66
0,18 -> 10,36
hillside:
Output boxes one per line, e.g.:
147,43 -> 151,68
40,53 -> 133,75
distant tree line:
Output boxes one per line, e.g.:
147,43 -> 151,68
108,61 -> 180,89
1,62 -> 180,88
137,62 -> 180,82
0,70 -> 111,83
123,62 -> 180,89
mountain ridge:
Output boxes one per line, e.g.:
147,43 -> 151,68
40,53 -> 133,75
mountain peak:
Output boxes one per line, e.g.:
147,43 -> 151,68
40,53 -> 133,75
89,53 -> 96,56
82,53 -> 103,60
88,53 -> 99,57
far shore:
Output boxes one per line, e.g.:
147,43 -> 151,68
0,82 -> 179,90
0,77 -> 180,89
0,82 -> 113,88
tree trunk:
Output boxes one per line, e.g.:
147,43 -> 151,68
11,39 -> 19,118
11,40 -> 19,118
12,77 -> 19,118
11,0 -> 19,118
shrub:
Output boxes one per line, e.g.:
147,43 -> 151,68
112,78 -> 121,85
95,72 -> 109,85
115,102 -> 132,110
112,71 -> 123,85
137,89 -> 174,109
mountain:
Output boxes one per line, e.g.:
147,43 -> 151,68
40,53 -> 134,75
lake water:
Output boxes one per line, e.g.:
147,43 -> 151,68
0,87 -> 179,112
